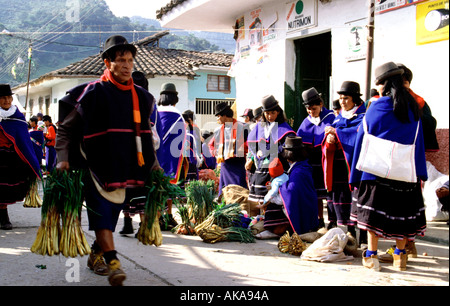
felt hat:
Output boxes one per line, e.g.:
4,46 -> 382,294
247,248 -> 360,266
214,102 -> 231,116
0,84 -> 13,97
302,87 -> 323,106
396,63 -> 413,83
253,106 -> 263,118
101,35 -> 136,60
332,99 -> 341,110
337,81 -> 362,96
269,157 -> 285,178
160,83 -> 178,95
374,62 -> 404,85
241,108 -> 254,120
261,95 -> 279,112
132,71 -> 148,90
201,129 -> 213,140
282,136 -> 306,151
182,109 -> 194,121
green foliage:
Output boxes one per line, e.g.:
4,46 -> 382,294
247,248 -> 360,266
0,0 -> 226,86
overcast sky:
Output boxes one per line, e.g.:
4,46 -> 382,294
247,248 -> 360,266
104,0 -> 170,19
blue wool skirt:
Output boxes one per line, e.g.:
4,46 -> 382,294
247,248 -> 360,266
350,178 -> 427,241
218,157 -> 248,196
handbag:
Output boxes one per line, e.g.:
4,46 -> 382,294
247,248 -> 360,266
356,117 -> 420,183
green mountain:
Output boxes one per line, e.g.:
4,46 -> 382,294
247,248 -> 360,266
0,0 -> 233,87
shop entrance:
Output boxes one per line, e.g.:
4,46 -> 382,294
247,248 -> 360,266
286,32 -> 332,131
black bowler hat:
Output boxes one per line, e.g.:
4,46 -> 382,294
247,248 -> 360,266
375,62 -> 404,85
132,71 -> 148,90
396,63 -> 413,84
214,102 -> 231,116
102,35 -> 137,60
160,83 -> 178,95
337,81 -> 362,96
282,136 -> 306,150
253,106 -> 263,118
261,95 -> 279,112
302,87 -> 323,106
0,84 -> 13,97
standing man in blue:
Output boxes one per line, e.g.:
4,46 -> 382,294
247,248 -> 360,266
56,35 -> 160,286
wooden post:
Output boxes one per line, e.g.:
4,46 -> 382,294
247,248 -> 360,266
365,0 -> 375,101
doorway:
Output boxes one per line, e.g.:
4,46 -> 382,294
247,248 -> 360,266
286,32 -> 332,131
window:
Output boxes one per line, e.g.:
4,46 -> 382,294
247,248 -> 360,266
207,75 -> 231,93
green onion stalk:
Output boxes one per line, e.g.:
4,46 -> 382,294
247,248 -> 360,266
31,169 -> 90,257
137,170 -> 185,246
184,179 -> 218,226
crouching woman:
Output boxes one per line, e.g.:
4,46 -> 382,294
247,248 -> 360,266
279,136 -> 319,235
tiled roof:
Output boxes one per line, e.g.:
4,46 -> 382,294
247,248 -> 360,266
51,46 -> 231,80
27,31 -> 233,85
156,0 -> 188,20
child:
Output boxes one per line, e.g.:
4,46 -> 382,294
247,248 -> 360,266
255,157 -> 289,239
257,157 -> 289,210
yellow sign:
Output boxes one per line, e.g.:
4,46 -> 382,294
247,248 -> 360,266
417,0 -> 449,45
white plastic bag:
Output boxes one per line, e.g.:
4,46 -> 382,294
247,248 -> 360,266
300,228 -> 354,262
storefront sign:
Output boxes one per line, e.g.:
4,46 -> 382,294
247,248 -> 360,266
376,0 -> 427,14
345,25 -> 368,62
286,0 -> 317,33
416,0 -> 449,45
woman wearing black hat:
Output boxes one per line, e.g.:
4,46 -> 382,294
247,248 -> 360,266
0,84 -> 41,230
156,82 -> 186,230
209,102 -> 249,195
296,88 -> 335,229
247,95 -> 296,238
322,81 -> 366,241
182,109 -> 202,183
350,62 -> 427,271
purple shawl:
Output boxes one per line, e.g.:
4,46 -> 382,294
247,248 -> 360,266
296,108 -> 335,146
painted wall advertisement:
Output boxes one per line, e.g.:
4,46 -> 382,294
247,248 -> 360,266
286,0 -> 317,33
416,0 -> 449,45
376,0 -> 427,14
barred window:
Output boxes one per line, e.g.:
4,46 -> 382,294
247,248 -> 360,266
207,75 -> 231,93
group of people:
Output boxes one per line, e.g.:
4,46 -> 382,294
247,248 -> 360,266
28,112 -> 58,175
0,34 -> 439,285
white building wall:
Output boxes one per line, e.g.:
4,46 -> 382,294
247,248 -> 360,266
231,0 -> 449,129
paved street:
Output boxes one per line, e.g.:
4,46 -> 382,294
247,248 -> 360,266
1,193 -> 448,290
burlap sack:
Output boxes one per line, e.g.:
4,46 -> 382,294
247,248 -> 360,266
221,185 -> 260,217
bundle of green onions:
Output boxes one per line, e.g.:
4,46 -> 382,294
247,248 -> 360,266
172,203 -> 195,235
31,169 -> 90,257
197,224 -> 255,244
23,178 -> 43,208
194,203 -> 254,243
137,170 -> 185,246
184,179 -> 217,225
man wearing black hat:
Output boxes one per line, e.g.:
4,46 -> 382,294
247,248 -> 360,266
0,84 -> 41,230
209,102 -> 249,195
55,35 -> 161,286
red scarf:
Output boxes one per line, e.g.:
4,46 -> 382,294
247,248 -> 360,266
100,69 -> 145,167
408,88 -> 425,109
